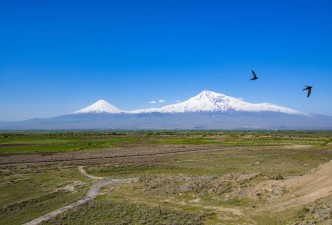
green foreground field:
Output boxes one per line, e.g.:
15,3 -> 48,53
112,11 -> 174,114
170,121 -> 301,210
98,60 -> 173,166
1,131 -> 332,224
1,131 -> 331,153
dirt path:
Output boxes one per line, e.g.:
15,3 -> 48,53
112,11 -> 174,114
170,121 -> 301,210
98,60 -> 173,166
23,167 -> 137,225
78,166 -> 104,180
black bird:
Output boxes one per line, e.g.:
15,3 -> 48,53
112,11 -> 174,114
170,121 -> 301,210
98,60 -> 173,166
250,70 -> 258,80
303,86 -> 312,98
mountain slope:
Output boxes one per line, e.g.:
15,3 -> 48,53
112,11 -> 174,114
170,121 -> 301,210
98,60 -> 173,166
132,90 -> 305,115
73,91 -> 305,115
74,100 -> 121,114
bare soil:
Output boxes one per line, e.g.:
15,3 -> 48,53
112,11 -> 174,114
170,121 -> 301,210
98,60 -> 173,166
0,145 -> 226,165
250,160 -> 332,212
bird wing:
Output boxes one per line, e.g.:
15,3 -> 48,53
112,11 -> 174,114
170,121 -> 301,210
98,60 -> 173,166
307,88 -> 311,97
251,70 -> 257,78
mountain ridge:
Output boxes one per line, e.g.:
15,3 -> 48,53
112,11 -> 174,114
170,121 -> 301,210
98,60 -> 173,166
130,90 -> 306,115
75,90 -> 307,116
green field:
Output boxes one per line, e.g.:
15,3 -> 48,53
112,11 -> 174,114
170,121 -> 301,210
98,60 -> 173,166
0,164 -> 91,225
1,131 -> 332,224
0,132 -> 142,153
1,131 -> 331,153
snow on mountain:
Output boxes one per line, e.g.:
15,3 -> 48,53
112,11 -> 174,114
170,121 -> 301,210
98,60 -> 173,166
74,100 -> 122,114
3,91 -> 329,130
131,90 -> 306,115
73,91 -> 307,115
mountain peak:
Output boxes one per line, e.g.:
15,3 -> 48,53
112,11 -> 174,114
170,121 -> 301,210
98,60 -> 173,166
199,90 -> 217,95
74,99 -> 121,114
132,90 -> 306,115
195,90 -> 227,99
96,99 -> 108,103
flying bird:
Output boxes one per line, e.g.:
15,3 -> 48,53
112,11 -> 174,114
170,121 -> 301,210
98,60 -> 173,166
250,70 -> 258,80
303,86 -> 312,98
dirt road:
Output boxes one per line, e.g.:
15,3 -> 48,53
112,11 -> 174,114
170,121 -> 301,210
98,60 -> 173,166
23,167 -> 137,225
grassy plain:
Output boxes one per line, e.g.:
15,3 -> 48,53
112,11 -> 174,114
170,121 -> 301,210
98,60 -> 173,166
1,131 -> 332,224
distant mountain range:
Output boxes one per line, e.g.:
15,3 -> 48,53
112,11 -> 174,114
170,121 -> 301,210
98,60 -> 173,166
74,90 -> 305,115
1,90 -> 331,130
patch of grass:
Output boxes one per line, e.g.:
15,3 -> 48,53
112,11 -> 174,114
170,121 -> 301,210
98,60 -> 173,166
224,198 -> 252,207
86,144 -> 331,179
297,207 -> 310,219
42,199 -> 205,225
1,131 -> 332,153
0,190 -> 87,225
0,164 -> 90,224
252,210 -> 296,225
153,137 -> 220,145
0,136 -> 140,153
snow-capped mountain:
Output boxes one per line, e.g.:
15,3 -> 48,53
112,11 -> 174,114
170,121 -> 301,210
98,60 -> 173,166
74,100 -> 121,114
132,90 -> 306,115
4,90 -> 329,130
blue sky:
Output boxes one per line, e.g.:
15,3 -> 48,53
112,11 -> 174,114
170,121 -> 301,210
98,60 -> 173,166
1,0 -> 332,121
